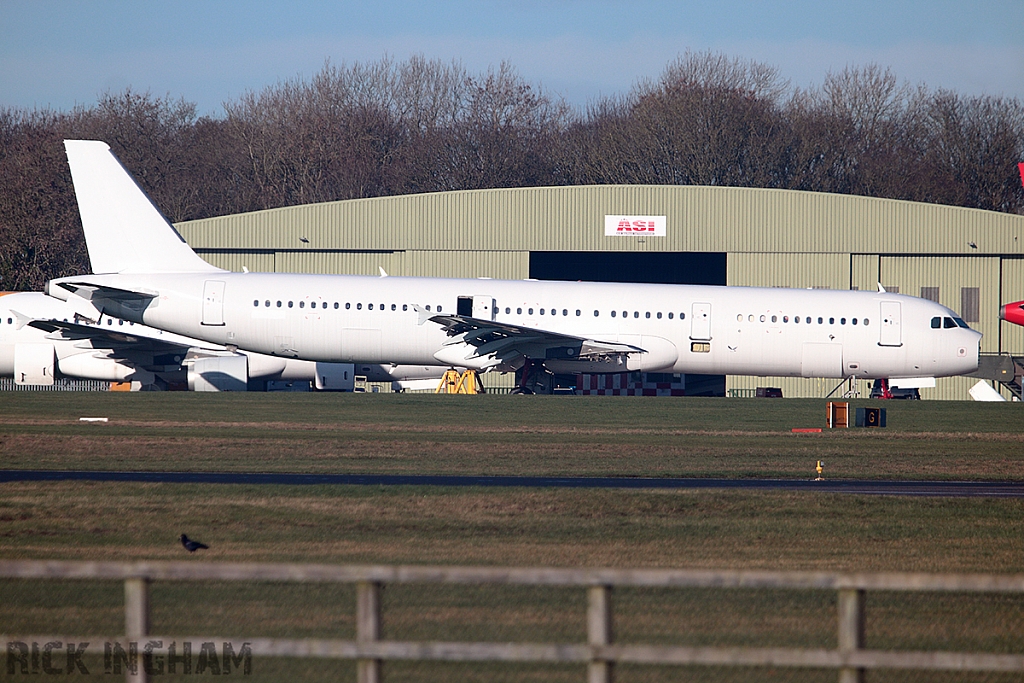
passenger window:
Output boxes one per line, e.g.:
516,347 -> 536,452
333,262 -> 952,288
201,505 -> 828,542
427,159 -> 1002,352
334,302 -> 339,309
863,318 -> 869,326
737,314 -> 743,322
668,313 -> 674,319
540,309 -> 545,315
852,318 -> 858,325
402,304 -> 408,311
771,315 -> 777,323
288,301 -> 294,308
931,317 -> 941,328
611,311 -> 617,318
576,310 -> 581,316
426,305 -> 431,311
829,317 -> 835,324
368,303 -> 373,310
840,318 -> 846,325
680,313 -> 686,320
634,311 -> 639,318
659,313 -> 664,319
277,301 -> 282,307
356,303 -> 362,310
563,309 -> 568,316
594,310 -> 599,317
783,316 -> 789,323
300,301 -> 306,308
437,305 -> 442,312
528,308 -> 533,315
505,307 -> 511,314
818,317 -> 823,324
622,311 -> 628,318
760,315 -> 765,322
253,300 -> 258,307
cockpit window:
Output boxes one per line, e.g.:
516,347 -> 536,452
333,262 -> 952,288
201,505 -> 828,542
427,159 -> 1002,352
931,317 -> 941,329
943,317 -> 956,328
954,317 -> 969,329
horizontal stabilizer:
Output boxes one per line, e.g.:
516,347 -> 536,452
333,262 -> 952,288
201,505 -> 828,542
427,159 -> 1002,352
64,140 -> 223,275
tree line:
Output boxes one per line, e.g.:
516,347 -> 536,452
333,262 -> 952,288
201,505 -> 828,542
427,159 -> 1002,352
2,52 -> 1022,290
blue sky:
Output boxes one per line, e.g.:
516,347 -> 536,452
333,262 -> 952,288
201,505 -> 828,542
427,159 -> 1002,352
2,0 -> 1022,116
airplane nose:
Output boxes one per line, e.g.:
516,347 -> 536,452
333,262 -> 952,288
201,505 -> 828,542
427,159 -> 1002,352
1001,301 -> 1024,326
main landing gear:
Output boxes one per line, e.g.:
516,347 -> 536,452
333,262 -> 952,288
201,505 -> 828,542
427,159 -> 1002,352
510,358 -> 552,395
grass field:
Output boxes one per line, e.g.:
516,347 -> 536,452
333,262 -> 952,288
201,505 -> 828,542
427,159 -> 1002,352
2,393 -> 1023,682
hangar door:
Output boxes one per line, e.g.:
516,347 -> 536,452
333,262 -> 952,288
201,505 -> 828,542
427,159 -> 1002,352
530,252 -> 726,285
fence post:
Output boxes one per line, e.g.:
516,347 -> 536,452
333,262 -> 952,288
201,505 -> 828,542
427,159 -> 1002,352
356,581 -> 382,683
587,585 -> 614,683
124,577 -> 149,683
837,588 -> 865,683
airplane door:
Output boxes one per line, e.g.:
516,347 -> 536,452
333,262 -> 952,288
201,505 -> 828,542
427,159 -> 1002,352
202,280 -> 226,326
879,301 -> 902,347
690,302 -> 712,340
472,296 -> 496,321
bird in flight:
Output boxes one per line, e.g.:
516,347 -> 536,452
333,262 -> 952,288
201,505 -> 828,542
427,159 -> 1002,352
180,534 -> 209,553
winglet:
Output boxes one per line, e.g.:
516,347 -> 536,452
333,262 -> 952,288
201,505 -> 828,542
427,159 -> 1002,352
410,304 -> 434,325
379,267 -> 389,277
877,282 -> 887,293
63,140 -> 223,275
8,309 -> 32,330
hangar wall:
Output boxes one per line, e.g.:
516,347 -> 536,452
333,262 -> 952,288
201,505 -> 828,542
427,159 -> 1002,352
177,185 -> 1024,400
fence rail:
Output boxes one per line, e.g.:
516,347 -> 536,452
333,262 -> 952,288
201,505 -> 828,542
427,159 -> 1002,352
3,560 -> 1024,682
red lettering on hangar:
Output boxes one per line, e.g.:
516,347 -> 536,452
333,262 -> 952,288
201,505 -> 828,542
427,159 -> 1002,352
616,220 -> 656,233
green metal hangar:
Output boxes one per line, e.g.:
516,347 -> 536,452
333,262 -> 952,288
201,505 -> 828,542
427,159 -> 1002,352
176,186 -> 1024,400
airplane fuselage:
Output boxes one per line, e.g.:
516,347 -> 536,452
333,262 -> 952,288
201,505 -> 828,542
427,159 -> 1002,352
48,273 -> 982,380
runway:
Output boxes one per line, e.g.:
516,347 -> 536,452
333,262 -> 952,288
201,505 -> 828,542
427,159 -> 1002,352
3,470 -> 1023,497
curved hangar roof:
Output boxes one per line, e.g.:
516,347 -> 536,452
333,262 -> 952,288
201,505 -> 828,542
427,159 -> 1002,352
176,185 -> 1024,257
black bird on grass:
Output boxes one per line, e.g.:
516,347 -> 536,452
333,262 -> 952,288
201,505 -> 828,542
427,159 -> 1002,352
180,534 -> 209,553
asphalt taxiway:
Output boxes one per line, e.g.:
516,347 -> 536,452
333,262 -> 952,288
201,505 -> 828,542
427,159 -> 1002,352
2,470 -> 1023,497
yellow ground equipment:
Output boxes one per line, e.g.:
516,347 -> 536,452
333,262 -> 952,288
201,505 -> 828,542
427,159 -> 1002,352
435,369 -> 485,394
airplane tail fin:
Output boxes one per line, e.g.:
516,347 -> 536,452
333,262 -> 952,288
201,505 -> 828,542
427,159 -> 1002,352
63,140 -> 223,274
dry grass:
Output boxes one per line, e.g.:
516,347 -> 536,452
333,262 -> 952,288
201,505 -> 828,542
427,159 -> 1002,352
2,393 -> 1024,682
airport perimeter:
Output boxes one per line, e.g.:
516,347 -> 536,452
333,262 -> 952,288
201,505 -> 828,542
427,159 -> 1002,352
2,393 -> 1024,682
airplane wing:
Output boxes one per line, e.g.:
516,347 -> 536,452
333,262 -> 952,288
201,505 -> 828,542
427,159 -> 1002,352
26,318 -> 206,367
428,313 -> 644,368
48,280 -> 159,322
52,281 -> 158,302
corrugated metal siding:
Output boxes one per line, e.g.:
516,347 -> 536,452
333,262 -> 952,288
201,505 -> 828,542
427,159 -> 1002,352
402,251 -> 529,279
199,251 -> 275,273
268,250 -> 530,279
1001,257 -> 1024,357
880,256 -> 1001,353
725,375 -> 974,401
275,251 -> 405,276
177,186 -> 1024,256
850,254 -> 880,292
727,253 -> 849,289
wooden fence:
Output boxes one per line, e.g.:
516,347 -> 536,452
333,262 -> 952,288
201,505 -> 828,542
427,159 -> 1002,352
2,560 -> 1024,682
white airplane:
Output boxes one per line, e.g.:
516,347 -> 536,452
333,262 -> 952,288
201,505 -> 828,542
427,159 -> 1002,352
0,291 -> 447,391
43,140 -> 981,393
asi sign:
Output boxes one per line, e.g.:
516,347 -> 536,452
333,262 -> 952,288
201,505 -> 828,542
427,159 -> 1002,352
605,215 -> 666,237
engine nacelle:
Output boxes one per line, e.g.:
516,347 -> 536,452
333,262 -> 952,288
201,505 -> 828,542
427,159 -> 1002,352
188,354 -> 248,391
56,350 -> 155,384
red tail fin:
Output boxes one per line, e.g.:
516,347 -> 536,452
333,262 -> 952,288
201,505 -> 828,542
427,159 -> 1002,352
1018,162 -> 1024,188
